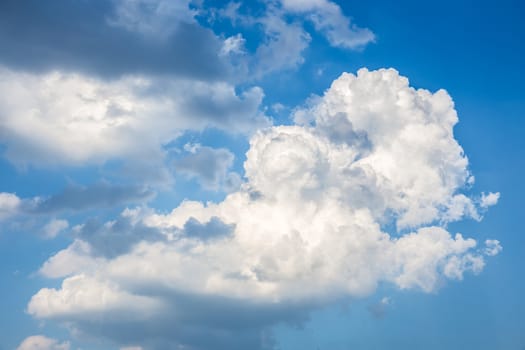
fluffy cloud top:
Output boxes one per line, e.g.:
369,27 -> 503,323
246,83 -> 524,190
27,69 -> 500,349
293,68 -> 476,228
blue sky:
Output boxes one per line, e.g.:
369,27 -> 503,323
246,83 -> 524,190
0,1 -> 523,349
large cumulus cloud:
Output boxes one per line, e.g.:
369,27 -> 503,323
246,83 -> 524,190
28,69 -> 501,349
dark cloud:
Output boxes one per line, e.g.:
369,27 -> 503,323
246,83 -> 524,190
57,291 -> 312,350
183,216 -> 234,241
26,182 -> 154,214
0,0 -> 228,80
317,113 -> 372,152
178,86 -> 266,126
76,214 -> 233,257
175,146 -> 239,190
75,215 -> 165,258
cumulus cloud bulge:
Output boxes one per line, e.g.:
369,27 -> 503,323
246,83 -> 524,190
1,0 -> 522,349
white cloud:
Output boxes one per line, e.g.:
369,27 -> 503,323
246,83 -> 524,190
28,274 -> 163,320
42,219 -> 69,239
16,335 -> 70,350
280,0 -> 375,49
0,67 -> 269,169
484,239 -> 503,256
480,191 -> 500,208
220,2 -> 312,77
28,68 -> 499,349
442,253 -> 485,281
214,1 -> 374,78
39,239 -> 105,278
294,68 -> 478,229
254,8 -> 312,76
221,34 -> 247,56
442,194 -> 481,223
0,192 -> 21,220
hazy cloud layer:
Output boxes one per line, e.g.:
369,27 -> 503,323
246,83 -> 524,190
28,69 -> 501,349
